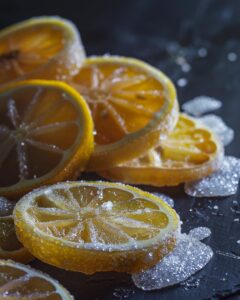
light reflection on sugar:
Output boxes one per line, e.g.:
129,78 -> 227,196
132,227 -> 213,291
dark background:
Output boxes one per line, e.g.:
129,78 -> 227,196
1,0 -> 240,299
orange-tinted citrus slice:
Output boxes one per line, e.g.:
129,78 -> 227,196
0,16 -> 85,85
100,114 -> 223,186
0,259 -> 73,299
14,181 -> 179,274
71,56 -> 179,170
0,80 -> 93,198
0,197 -> 34,263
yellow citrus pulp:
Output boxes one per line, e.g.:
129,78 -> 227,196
100,114 -> 223,186
71,56 -> 179,170
14,181 -> 179,274
0,80 -> 93,198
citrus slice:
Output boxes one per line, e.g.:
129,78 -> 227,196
71,56 -> 179,170
0,197 -> 34,263
100,114 -> 223,186
0,80 -> 93,198
14,181 -> 180,274
0,16 -> 85,85
0,260 -> 73,299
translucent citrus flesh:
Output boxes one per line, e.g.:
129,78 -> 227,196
0,197 -> 33,263
14,181 -> 179,274
0,260 -> 73,299
0,80 -> 93,198
100,114 -> 223,186
0,16 -> 85,85
71,56 -> 179,170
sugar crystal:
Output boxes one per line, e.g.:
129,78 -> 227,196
0,197 -> 15,217
153,193 -> 174,207
198,114 -> 234,146
185,156 -> 240,197
182,96 -> 222,116
188,227 -> 211,241
132,231 -> 213,291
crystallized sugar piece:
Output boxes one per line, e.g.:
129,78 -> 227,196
189,227 -> 211,241
0,197 -> 15,217
132,233 -> 213,291
185,156 -> 240,197
182,96 -> 222,116
153,193 -> 174,207
198,114 -> 234,146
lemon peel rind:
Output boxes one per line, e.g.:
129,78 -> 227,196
82,56 -> 179,170
0,259 -> 73,299
14,181 -> 180,252
0,80 -> 94,198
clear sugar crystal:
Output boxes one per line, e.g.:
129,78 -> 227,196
188,227 -> 211,241
185,156 -> 240,197
198,114 -> 234,146
153,193 -> 174,207
0,197 -> 15,216
182,96 -> 222,116
132,231 -> 213,291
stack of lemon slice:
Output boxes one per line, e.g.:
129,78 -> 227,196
0,16 -> 222,298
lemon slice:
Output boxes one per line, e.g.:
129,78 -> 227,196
0,197 -> 34,263
14,181 -> 179,274
0,260 -> 73,299
0,80 -> 93,198
71,56 -> 179,170
0,16 -> 85,85
100,114 -> 223,186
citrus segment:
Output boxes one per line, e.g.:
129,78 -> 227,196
0,16 -> 85,85
0,80 -> 93,198
71,56 -> 179,170
0,197 -> 34,263
14,181 -> 179,274
0,260 -> 73,299
100,114 -> 223,186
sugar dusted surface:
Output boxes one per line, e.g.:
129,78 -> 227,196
182,96 -> 222,116
0,197 -> 15,216
132,228 -> 213,291
185,156 -> 240,197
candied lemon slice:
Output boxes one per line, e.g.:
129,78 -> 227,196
14,181 -> 179,274
0,197 -> 34,263
0,80 -> 93,198
0,259 -> 73,299
71,56 -> 179,170
100,114 -> 223,186
0,16 -> 85,85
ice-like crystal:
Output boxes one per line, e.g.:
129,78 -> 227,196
182,96 -> 222,116
185,156 -> 240,197
177,78 -> 188,87
188,227 -> 211,241
153,193 -> 174,207
198,114 -> 234,146
132,232 -> 213,291
0,197 -> 15,217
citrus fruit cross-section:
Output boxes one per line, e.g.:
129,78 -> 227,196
0,16 -> 85,85
0,196 -> 34,263
71,56 -> 179,170
14,181 -> 180,274
0,80 -> 93,198
100,114 -> 223,186
0,260 -> 73,299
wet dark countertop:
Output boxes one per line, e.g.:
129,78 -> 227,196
0,0 -> 240,299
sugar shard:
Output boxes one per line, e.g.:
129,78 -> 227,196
185,156 -> 240,197
182,96 -> 222,116
132,233 -> 213,291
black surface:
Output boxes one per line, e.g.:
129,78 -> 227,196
1,1 -> 240,299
